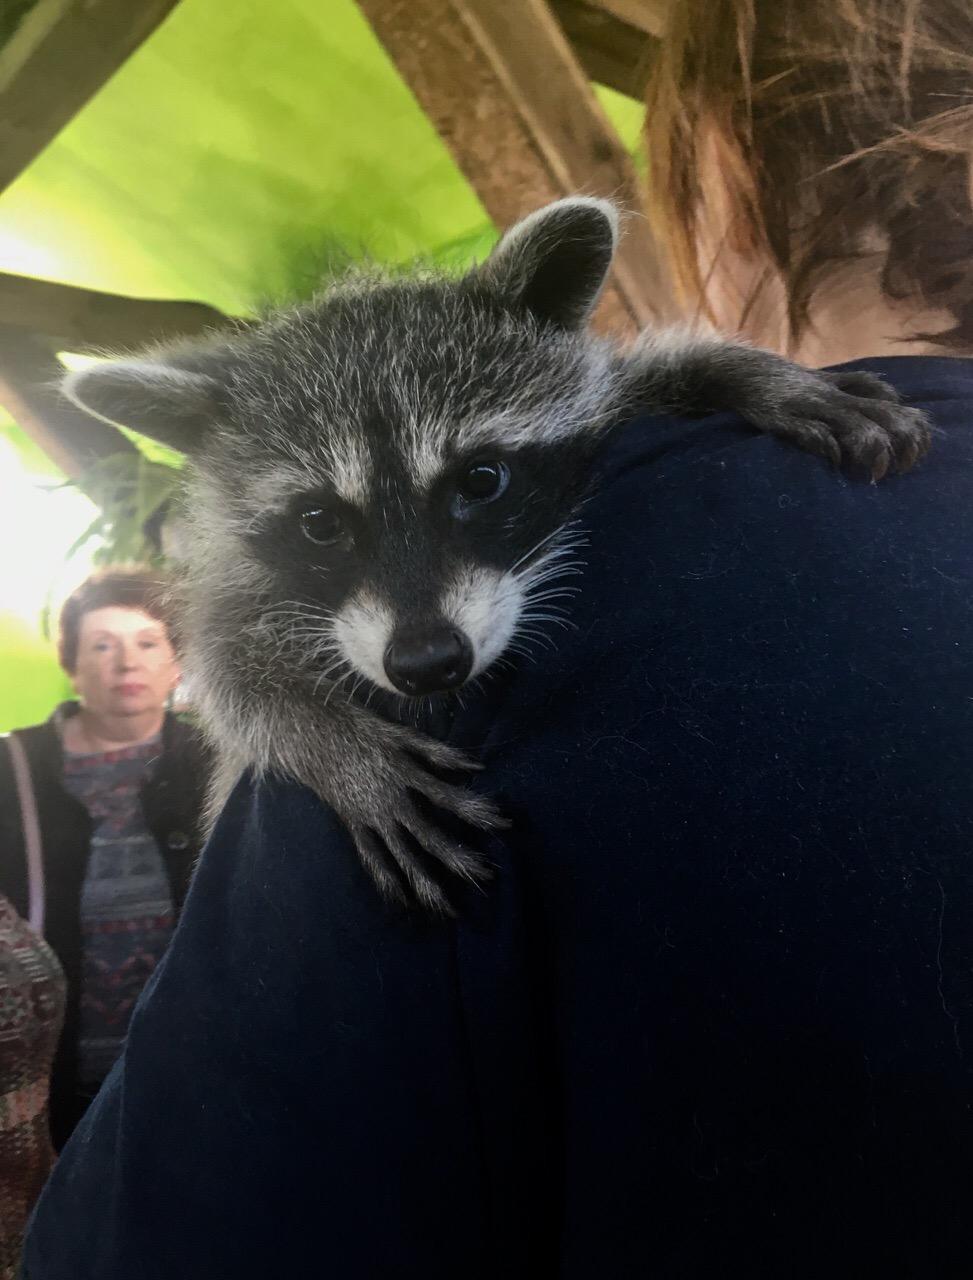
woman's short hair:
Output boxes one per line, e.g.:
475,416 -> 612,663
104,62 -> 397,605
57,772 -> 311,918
644,0 -> 973,348
58,567 -> 177,675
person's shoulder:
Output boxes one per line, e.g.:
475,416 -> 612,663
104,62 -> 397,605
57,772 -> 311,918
598,354 -> 973,495
161,713 -> 213,781
1,716 -> 59,757
164,712 -> 208,752
460,355 -> 973,747
591,353 -> 973,547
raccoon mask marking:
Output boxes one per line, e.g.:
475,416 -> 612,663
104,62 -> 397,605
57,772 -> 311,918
64,196 -> 931,913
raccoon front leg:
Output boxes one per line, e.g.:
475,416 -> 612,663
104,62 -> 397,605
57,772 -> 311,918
206,678 -> 500,914
621,330 -> 931,480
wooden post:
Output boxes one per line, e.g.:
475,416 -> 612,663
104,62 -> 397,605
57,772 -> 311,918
0,332 -> 136,484
0,0 -> 181,196
550,0 -> 657,100
357,0 -> 677,335
0,273 -> 231,352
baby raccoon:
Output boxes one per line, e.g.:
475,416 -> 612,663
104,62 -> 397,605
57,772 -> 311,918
64,198 -> 930,912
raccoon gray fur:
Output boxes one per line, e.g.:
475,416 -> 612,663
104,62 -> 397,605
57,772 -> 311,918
63,198 -> 931,912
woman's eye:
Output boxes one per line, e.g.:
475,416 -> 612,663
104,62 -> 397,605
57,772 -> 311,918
455,460 -> 510,507
300,507 -> 344,547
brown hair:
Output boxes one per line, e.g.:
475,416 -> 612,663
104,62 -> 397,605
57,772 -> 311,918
58,567 -> 177,674
643,0 -> 973,348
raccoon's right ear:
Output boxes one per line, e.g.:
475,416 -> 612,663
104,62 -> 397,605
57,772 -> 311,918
62,361 -> 221,455
479,196 -> 619,330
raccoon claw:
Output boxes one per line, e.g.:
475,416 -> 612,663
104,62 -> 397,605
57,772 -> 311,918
349,810 -> 494,917
775,371 -> 932,481
353,827 -> 456,915
336,726 -> 502,912
405,735 -> 485,773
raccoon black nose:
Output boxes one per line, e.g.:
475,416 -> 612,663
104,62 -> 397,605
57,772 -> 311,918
384,627 -> 473,697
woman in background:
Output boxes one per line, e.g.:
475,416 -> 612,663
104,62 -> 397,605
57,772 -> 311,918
0,568 -> 208,1150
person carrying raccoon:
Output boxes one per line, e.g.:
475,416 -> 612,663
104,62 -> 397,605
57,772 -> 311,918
23,1 -> 973,1277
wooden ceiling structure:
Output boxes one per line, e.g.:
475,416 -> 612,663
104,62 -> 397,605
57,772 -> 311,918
0,0 -> 668,483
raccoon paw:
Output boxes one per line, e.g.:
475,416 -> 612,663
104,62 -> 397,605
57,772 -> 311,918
339,731 -> 504,915
771,370 -> 932,481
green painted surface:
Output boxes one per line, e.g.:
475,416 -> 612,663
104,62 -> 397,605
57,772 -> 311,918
0,0 -> 645,729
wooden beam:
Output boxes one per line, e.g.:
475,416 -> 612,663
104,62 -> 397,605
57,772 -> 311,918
0,0 -> 181,196
580,0 -> 667,38
357,0 -> 676,333
0,330 -> 135,482
0,273 -> 232,352
550,0 -> 654,101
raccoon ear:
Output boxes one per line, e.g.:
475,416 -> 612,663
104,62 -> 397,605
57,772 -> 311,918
62,361 -> 220,455
480,196 -> 619,329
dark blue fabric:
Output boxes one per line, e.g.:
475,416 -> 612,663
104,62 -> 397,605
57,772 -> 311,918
23,357 -> 973,1278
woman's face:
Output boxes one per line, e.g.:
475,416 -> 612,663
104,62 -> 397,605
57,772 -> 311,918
70,606 -> 180,721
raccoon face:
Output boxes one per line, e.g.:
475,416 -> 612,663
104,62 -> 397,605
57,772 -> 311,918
243,436 -> 594,697
63,198 -> 621,700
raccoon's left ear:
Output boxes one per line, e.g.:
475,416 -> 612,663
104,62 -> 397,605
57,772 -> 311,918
479,196 -> 619,330
63,360 -> 221,455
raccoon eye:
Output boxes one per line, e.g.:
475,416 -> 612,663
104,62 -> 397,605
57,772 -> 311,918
455,460 -> 510,506
300,506 -> 344,547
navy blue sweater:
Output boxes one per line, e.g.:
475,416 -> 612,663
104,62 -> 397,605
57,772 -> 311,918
23,357 -> 973,1278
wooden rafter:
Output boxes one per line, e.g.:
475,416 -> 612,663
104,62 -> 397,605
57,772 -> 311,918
357,0 -> 676,334
0,273 -> 231,352
551,0 -> 656,101
580,0 -> 666,38
0,0 -> 181,196
0,331 -> 137,483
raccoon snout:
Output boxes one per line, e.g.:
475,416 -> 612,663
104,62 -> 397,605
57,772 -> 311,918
383,626 -> 473,697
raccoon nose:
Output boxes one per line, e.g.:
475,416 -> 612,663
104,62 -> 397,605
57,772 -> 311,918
384,627 -> 473,696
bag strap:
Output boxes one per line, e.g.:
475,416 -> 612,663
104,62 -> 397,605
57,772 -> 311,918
5,734 -> 45,936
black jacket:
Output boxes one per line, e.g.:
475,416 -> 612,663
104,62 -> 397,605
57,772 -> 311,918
22,357 -> 973,1277
0,705 -> 208,1149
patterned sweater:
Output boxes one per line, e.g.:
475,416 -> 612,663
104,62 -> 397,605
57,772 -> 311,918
62,737 -> 175,1091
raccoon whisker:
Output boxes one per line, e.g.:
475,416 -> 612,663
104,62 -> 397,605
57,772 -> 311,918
260,600 -> 336,623
487,658 -> 515,677
518,612 -> 573,629
518,617 -> 571,634
521,574 -> 585,597
521,540 -> 588,567
289,632 -> 344,654
519,612 -> 577,631
320,680 -> 348,711
517,553 -> 588,588
272,613 -> 337,633
314,672 -> 343,702
505,644 -> 540,666
509,525 -> 577,574
513,546 -> 582,580
512,626 -> 558,649
523,560 -> 587,578
522,587 -> 582,605
312,656 -> 354,698
311,645 -> 352,672
524,547 -> 588,566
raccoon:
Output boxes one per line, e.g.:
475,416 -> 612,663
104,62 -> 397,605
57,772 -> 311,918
64,198 -> 930,912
